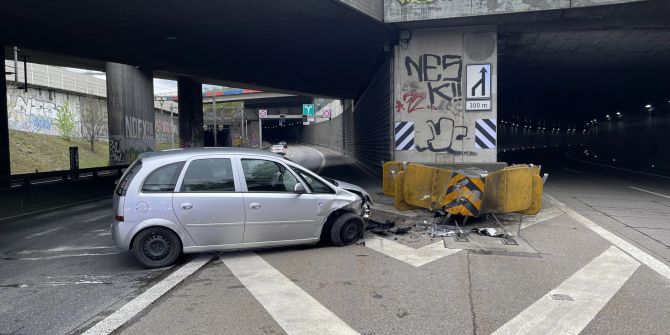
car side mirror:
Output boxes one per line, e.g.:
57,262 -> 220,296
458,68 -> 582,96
294,183 -> 306,194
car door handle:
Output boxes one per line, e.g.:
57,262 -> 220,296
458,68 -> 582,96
249,203 -> 262,209
181,203 -> 193,210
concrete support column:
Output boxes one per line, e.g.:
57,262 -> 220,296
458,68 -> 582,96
177,77 -> 203,147
393,27 -> 498,163
0,46 -> 10,176
106,62 -> 155,165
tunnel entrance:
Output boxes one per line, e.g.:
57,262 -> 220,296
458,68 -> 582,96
497,4 -> 670,172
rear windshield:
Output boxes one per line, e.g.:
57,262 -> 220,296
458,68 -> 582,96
115,160 -> 142,196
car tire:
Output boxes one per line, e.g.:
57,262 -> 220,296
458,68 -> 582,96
330,213 -> 364,247
131,227 -> 182,268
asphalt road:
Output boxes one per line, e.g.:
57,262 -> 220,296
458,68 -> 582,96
1,144 -> 669,335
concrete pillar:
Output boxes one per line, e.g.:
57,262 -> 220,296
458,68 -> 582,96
393,27 -> 498,163
106,62 -> 155,165
0,46 -> 10,176
177,77 -> 203,147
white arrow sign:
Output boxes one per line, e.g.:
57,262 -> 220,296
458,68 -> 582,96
467,64 -> 491,99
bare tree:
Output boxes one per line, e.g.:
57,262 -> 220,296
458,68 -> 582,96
80,98 -> 107,152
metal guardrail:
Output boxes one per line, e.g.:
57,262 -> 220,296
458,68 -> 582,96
0,165 -> 129,221
0,165 -> 128,190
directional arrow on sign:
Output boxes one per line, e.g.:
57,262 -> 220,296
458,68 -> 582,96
471,67 -> 487,96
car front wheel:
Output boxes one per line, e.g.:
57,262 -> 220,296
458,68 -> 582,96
330,213 -> 364,246
131,227 -> 182,268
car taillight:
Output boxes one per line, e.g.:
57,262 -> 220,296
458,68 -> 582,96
115,215 -> 124,222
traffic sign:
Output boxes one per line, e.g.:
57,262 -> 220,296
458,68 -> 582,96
259,109 -> 268,118
466,64 -> 491,99
302,104 -> 315,116
322,110 -> 331,118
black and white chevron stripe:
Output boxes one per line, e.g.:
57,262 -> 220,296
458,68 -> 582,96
394,121 -> 414,151
475,119 -> 497,149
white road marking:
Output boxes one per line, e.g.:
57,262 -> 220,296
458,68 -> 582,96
25,227 -> 62,239
18,245 -> 116,254
365,200 -> 560,267
520,206 -> 565,230
561,166 -> 581,174
82,254 -> 212,335
546,194 -> 670,281
492,246 -> 639,335
220,252 -> 359,335
301,145 -> 327,174
363,235 -> 461,267
630,186 -> 670,200
371,202 -> 419,217
84,214 -> 111,223
16,252 -> 121,261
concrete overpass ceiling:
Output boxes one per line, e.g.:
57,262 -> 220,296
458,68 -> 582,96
0,0 -> 394,98
496,0 -> 670,124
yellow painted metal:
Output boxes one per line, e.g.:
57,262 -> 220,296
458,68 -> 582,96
393,171 -> 416,211
516,174 -> 543,215
382,162 -> 404,196
403,164 -> 437,209
481,165 -> 533,213
431,167 -> 454,208
440,172 -> 485,217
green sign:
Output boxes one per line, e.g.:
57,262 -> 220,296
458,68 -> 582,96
302,104 -> 315,116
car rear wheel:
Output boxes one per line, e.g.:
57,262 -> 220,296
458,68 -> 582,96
132,227 -> 182,268
330,213 -> 364,246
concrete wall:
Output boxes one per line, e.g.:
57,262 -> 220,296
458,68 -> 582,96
394,27 -> 497,163
338,0 -> 383,21
384,0 -> 646,22
300,114 -> 344,151
106,63 -> 155,165
7,84 -> 108,139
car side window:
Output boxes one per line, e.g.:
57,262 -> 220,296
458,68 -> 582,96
141,162 -> 185,193
293,168 -> 334,194
181,158 -> 236,192
241,159 -> 298,192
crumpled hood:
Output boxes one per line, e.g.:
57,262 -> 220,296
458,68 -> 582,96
333,180 -> 371,204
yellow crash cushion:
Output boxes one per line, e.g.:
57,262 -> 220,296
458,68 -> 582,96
382,162 -> 404,197
403,164 -> 436,209
516,174 -> 543,215
481,165 -> 533,213
394,171 -> 416,211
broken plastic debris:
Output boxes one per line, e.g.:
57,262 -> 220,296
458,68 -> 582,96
472,227 -> 506,237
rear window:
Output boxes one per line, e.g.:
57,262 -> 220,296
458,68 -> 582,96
115,160 -> 142,196
142,162 -> 185,193
181,158 -> 236,192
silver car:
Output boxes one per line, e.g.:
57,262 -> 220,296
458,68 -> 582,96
112,148 -> 371,268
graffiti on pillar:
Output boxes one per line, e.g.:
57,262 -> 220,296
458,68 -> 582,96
399,54 -> 462,109
415,117 -> 476,155
124,115 -> 155,140
397,0 -> 434,5
109,137 -> 125,164
395,91 -> 428,114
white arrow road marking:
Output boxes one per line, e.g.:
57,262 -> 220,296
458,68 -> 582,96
630,186 -> 670,199
82,254 -> 212,335
364,235 -> 461,267
492,246 -> 640,335
546,194 -> 670,281
365,204 -> 562,267
221,252 -> 359,335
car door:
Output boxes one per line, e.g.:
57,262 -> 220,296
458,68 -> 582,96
239,157 -> 317,243
172,155 -> 245,247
